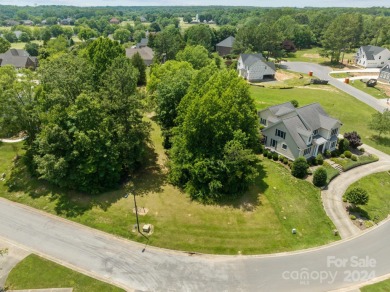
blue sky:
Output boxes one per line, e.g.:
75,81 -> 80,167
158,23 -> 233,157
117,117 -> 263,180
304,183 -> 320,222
0,0 -> 388,7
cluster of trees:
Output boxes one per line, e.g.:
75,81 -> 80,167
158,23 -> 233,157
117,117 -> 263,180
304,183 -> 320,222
0,37 -> 150,194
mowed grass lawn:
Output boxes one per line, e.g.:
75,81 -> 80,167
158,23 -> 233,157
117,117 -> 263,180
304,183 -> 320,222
0,118 -> 338,255
251,85 -> 390,155
349,79 -> 388,99
361,278 -> 390,292
5,254 -> 124,291
345,171 -> 390,222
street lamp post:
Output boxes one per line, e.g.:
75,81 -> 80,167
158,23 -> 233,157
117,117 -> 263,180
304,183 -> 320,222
133,192 -> 141,234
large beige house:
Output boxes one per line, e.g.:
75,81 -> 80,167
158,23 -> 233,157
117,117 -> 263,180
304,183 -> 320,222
237,53 -> 275,82
259,102 -> 342,161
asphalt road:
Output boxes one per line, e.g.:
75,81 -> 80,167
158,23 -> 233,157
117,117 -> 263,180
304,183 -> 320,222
1,198 -> 390,292
282,62 -> 387,112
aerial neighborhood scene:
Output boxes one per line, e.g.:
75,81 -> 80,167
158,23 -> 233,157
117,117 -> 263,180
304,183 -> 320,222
1,0 -> 390,291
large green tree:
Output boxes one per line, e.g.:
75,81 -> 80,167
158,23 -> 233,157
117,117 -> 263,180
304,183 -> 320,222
0,37 -> 11,53
131,52 -> 147,86
369,110 -> 390,137
176,45 -> 212,70
150,25 -> 185,61
169,69 -> 260,201
184,24 -> 215,51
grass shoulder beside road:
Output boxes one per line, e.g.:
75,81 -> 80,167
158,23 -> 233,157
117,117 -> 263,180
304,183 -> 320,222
361,278 -> 390,292
5,254 -> 124,291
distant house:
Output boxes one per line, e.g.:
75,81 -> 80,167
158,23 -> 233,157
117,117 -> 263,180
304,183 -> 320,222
0,49 -> 38,70
259,102 -> 342,161
125,46 -> 154,66
60,18 -> 73,25
110,17 -> 120,24
41,19 -> 47,25
281,40 -> 297,52
140,16 -> 147,22
216,36 -> 235,56
208,20 -> 215,24
355,45 -> 390,68
237,53 -> 276,82
6,20 -> 19,26
378,63 -> 390,84
23,20 -> 34,26
136,38 -> 148,48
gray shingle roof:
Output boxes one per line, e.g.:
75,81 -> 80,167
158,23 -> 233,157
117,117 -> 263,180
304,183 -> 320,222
125,46 -> 154,63
0,49 -> 37,69
282,115 -> 309,149
266,102 -> 295,116
216,36 -> 235,48
381,63 -> 390,74
361,45 -> 389,61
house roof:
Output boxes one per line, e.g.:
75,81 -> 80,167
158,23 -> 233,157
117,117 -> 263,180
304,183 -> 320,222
381,63 -> 390,73
261,102 -> 341,150
0,49 -> 37,69
125,46 -> 154,62
361,45 -> 389,61
240,53 -> 276,71
216,36 -> 235,48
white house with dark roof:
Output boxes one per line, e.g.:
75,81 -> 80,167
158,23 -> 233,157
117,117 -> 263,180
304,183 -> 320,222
259,102 -> 342,160
216,36 -> 235,56
237,53 -> 275,82
378,63 -> 390,84
355,45 -> 390,68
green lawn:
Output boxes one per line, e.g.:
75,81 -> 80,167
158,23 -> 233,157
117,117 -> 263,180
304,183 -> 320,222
10,40 -> 43,49
250,85 -> 390,155
345,171 -> 390,222
321,162 -> 340,184
349,79 -> 388,99
361,278 -> 390,292
5,254 -> 124,292
0,117 -> 338,255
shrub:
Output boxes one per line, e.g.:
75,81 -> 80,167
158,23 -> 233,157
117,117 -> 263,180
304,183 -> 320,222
340,154 -> 345,158
291,157 -> 309,178
258,145 -> 264,154
359,147 -> 365,153
283,158 -> 288,164
331,150 -> 338,157
345,187 -> 369,206
290,99 -> 299,108
338,138 -> 350,153
278,155 -> 284,162
344,131 -> 362,149
313,167 -> 327,187
272,152 -> 279,161
267,152 -> 273,159
316,154 -> 324,165
263,150 -> 269,157
351,154 -> 357,161
350,215 -> 356,220
325,150 -> 331,158
344,151 -> 352,158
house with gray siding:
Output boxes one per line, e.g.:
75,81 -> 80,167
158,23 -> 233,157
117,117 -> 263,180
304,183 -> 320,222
0,49 -> 38,69
259,102 -> 342,161
378,63 -> 390,83
237,53 -> 275,82
355,45 -> 390,68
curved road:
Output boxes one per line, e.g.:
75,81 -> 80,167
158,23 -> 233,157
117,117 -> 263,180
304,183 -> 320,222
282,62 -> 387,112
1,197 -> 390,292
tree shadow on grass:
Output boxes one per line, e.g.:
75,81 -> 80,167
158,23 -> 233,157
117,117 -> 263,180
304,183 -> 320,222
216,163 -> 269,210
370,135 -> 390,147
5,141 -> 166,217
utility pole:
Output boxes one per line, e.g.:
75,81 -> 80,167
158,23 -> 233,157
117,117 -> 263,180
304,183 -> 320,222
133,192 -> 141,234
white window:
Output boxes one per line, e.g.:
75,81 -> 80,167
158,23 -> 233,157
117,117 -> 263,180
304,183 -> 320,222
308,136 -> 312,143
331,141 -> 336,148
282,143 -> 287,150
260,118 -> 267,125
331,128 -> 338,136
270,138 -> 277,148
313,129 -> 318,135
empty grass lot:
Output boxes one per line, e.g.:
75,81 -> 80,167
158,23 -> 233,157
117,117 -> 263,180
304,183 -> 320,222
0,116 -> 338,255
250,85 -> 390,156
285,48 -> 356,67
5,254 -> 124,291
345,171 -> 390,223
